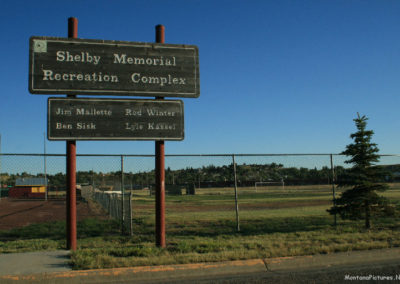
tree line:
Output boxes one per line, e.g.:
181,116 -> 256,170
1,162 -> 395,190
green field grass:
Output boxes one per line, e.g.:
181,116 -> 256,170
1,184 -> 399,270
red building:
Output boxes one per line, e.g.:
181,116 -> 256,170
9,178 -> 47,199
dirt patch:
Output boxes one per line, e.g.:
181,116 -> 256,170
238,200 -> 331,210
0,198 -> 107,231
134,200 -> 331,213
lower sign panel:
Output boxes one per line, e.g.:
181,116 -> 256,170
48,98 -> 184,140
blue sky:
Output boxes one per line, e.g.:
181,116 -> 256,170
1,0 -> 400,155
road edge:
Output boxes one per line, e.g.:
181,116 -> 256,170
1,247 -> 400,283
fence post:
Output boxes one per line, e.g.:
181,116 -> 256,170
108,194 -> 112,218
121,155 -> 125,233
232,155 -> 240,232
330,154 -> 337,227
130,191 -> 133,236
44,132 -> 47,201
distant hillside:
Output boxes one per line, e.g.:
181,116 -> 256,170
2,163 -> 400,189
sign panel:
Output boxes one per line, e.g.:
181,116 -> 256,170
30,37 -> 199,98
48,98 -> 184,140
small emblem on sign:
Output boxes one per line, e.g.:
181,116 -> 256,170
33,40 -> 47,53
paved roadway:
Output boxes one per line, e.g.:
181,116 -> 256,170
154,261 -> 400,284
0,248 -> 399,283
0,251 -> 71,276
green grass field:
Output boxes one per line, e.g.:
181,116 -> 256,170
1,184 -> 400,270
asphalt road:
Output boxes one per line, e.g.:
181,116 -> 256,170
151,262 -> 400,284
85,259 -> 400,284
1,248 -> 400,283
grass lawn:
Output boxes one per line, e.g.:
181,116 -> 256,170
1,184 -> 399,270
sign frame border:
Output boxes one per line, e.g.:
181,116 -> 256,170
30,36 -> 200,98
47,97 -> 185,141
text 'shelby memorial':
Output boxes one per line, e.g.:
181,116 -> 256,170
29,37 -> 199,98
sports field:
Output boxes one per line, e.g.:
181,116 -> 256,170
131,184 -> 400,235
1,184 -> 399,270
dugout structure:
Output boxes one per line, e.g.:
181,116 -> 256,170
9,177 -> 48,199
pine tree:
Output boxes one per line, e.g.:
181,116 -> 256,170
328,114 -> 392,228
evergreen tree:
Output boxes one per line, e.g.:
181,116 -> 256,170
328,114 -> 392,228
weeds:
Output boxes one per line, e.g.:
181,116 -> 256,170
1,186 -> 400,269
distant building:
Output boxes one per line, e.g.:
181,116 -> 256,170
0,184 -> 9,197
9,177 -> 48,199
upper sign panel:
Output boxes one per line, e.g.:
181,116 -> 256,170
29,36 -> 200,98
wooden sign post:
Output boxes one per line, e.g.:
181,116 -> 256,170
155,25 -> 166,248
66,17 -> 77,251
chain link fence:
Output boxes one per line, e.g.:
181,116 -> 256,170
80,185 -> 133,235
1,153 -> 400,234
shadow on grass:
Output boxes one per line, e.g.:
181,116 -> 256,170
0,204 -> 45,220
238,216 -> 333,235
165,216 -> 334,238
3,215 -> 397,242
166,215 -> 400,238
0,218 -> 121,241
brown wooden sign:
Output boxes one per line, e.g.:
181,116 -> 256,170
48,98 -> 184,140
30,37 -> 199,98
